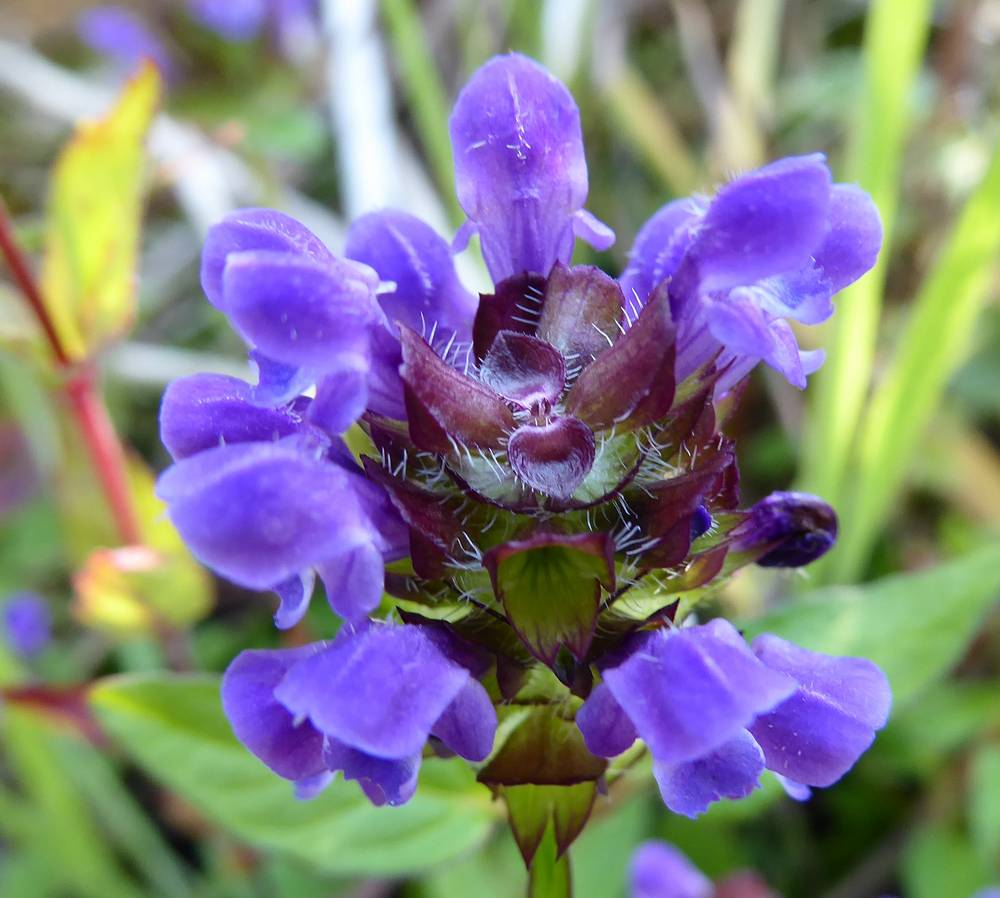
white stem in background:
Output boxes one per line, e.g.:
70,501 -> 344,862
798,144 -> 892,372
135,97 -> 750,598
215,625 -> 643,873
541,0 -> 594,83
0,39 -> 344,245
321,0 -> 400,217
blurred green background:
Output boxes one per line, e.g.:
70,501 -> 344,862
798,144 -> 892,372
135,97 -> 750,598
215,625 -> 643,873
0,1 -> 998,896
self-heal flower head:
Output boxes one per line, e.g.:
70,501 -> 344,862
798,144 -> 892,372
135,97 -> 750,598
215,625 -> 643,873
3,592 -> 52,659
577,621 -> 891,817
221,622 -> 497,805
161,52 -> 891,845
621,158 -> 882,391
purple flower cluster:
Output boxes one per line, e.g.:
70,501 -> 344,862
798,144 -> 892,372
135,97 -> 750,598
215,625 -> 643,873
157,53 -> 888,824
577,619 -> 890,817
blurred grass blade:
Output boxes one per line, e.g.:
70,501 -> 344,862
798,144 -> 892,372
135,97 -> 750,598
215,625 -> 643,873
380,0 -> 461,222
2,710 -> 145,898
40,64 -> 160,361
798,0 -> 933,523
727,0 -> 785,131
62,739 -> 193,898
833,142 -> 1000,580
601,66 -> 698,197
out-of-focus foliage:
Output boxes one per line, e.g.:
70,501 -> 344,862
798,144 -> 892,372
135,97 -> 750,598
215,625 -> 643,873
41,63 -> 160,360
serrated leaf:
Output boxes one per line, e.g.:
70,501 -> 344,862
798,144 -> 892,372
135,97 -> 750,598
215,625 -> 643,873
744,545 -> 1000,707
41,64 -> 160,360
89,674 -> 497,876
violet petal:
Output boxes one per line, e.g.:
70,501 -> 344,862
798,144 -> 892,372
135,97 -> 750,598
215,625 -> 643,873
221,646 -> 328,781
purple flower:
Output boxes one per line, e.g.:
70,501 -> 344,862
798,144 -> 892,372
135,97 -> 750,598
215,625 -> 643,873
630,841 -> 712,898
188,0 -> 269,41
221,622 -> 497,805
733,491 -> 838,567
621,158 -> 882,391
78,6 -> 175,80
345,209 -> 478,419
449,53 -> 614,283
188,0 -> 318,52
3,593 -> 52,659
577,620 -> 891,817
158,52 -> 889,833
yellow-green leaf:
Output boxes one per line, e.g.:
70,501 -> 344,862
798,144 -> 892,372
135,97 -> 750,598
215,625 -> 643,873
41,64 -> 160,361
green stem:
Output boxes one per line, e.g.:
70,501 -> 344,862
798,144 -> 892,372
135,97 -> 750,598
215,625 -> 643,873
528,827 -> 572,898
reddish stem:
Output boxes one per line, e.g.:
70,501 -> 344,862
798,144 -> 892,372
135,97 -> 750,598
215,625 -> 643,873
0,197 -> 142,545
65,368 -> 143,544
0,198 -> 71,367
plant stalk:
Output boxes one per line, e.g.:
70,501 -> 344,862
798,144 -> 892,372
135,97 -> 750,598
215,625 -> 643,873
0,197 -> 142,545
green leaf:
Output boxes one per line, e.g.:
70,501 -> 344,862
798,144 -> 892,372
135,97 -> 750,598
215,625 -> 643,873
799,0 -> 933,525
901,822 -> 991,898
90,673 -> 498,876
485,531 -> 613,665
743,545 -> 1000,707
41,64 -> 160,360
380,0 -> 461,223
968,744 -> 1000,867
833,141 -> 1000,580
572,795 -> 653,898
879,681 -> 1000,777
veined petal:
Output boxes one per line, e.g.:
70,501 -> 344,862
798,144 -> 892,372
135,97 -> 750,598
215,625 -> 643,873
675,154 -> 832,299
310,360 -> 371,436
576,681 -> 639,758
159,373 -> 302,460
323,739 -> 422,807
221,646 -> 328,782
346,209 -> 477,340
815,184 -> 883,293
430,678 -> 498,761
222,250 -> 377,370
749,635 -> 891,786
653,730 -> 764,818
619,198 -> 704,311
273,624 -> 471,759
317,538 -> 385,623
601,619 -> 795,766
156,440 -> 370,590
450,53 -> 602,281
201,208 -> 334,311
